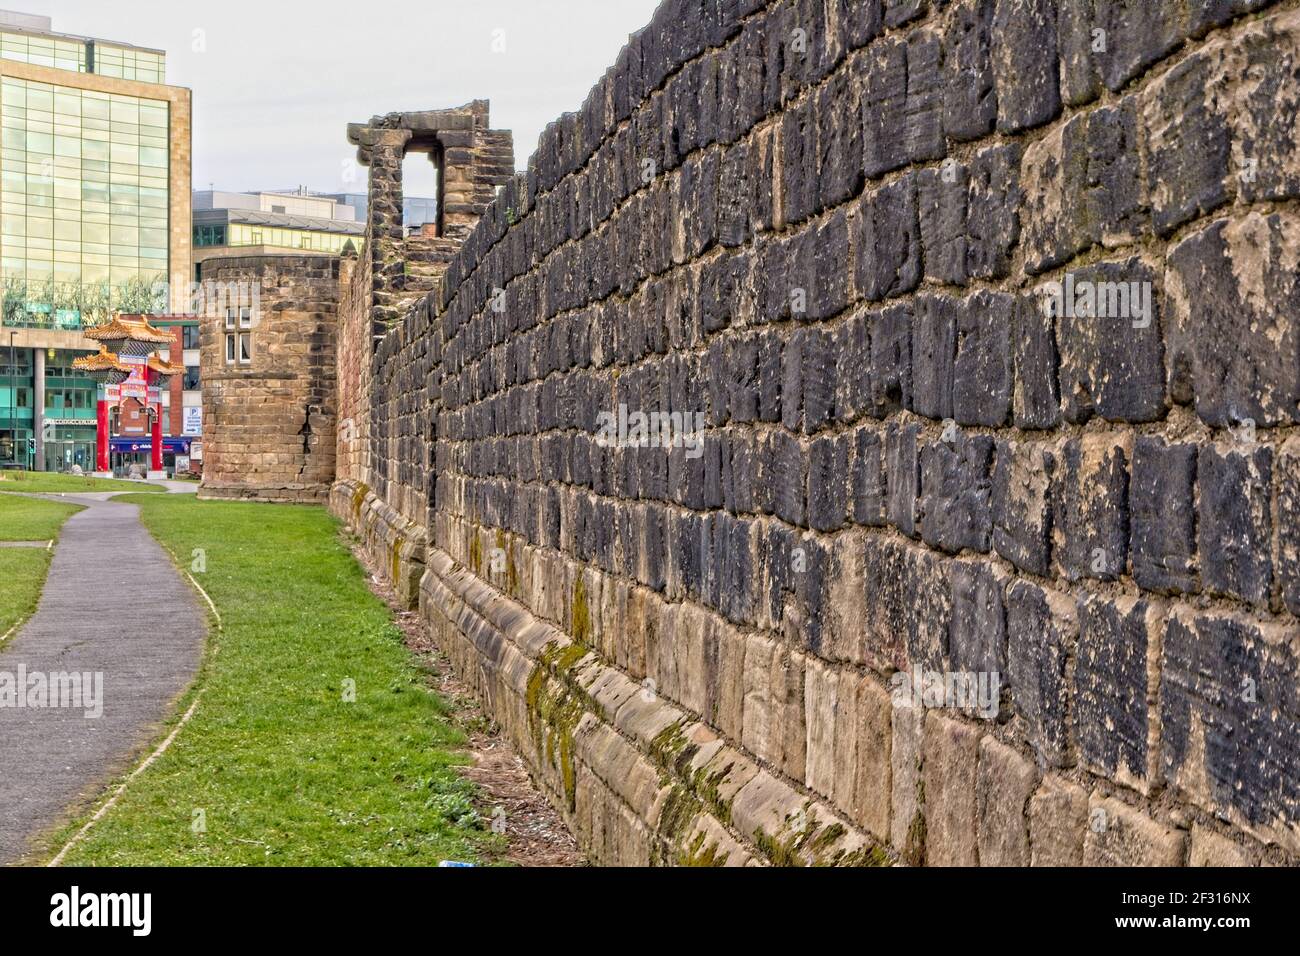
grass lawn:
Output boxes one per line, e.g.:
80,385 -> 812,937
0,549 -> 51,640
0,494 -> 83,541
0,471 -> 165,494
49,494 -> 501,866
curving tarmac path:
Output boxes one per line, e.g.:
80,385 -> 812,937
0,482 -> 205,864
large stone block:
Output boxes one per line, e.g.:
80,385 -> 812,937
922,713 -> 980,866
1198,442 -> 1272,608
1006,579 -> 1075,768
1029,776 -> 1087,866
991,439 -> 1055,577
953,289 -> 1012,427
991,0 -> 1060,133
1129,436 -> 1198,594
1051,258 -> 1165,424
1084,796 -> 1186,867
966,142 -> 1021,280
855,173 -> 922,302
920,433 -> 995,555
1053,433 -> 1130,583
1161,607 -> 1300,854
941,0 -> 997,142
1141,51 -> 1231,237
869,304 -> 913,416
1165,212 -> 1300,428
1074,593 -> 1163,792
917,163 -> 969,286
949,559 -> 1007,680
977,737 -> 1038,866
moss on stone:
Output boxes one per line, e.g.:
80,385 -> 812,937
903,809 -> 927,867
350,482 -> 369,518
390,534 -> 404,586
523,640 -> 594,815
678,830 -> 728,867
468,533 -> 483,574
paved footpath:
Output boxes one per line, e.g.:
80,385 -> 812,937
0,484 -> 205,864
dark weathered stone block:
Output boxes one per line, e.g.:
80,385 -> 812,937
1130,436 -> 1198,594
771,428 -> 807,527
1075,594 -> 1161,791
800,326 -> 836,434
911,294 -> 957,421
1054,434 -> 1129,582
808,434 -> 850,532
1057,0 -> 1101,107
1006,579 -> 1075,768
942,0 -> 997,142
834,308 -> 872,422
1161,608 -> 1300,853
886,420 -> 920,538
1141,51 -> 1230,237
851,425 -> 887,526
917,163 -> 969,287
870,303 -> 913,416
1199,443 -> 1272,608
1052,258 -> 1165,424
991,0 -> 1060,133
991,439 -> 1055,576
919,433 -> 995,554
903,27 -> 945,164
860,35 -> 909,179
1165,212 -> 1300,428
949,558 -> 1007,676
953,289 -> 1012,427
966,142 -> 1021,280
854,173 -> 921,302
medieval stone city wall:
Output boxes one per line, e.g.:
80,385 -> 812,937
323,0 -> 1300,865
199,254 -> 340,502
331,104 -> 515,607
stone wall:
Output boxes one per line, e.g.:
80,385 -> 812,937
199,255 -> 340,502
323,0 -> 1300,865
333,104 -> 516,605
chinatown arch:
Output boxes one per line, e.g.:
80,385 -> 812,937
73,315 -> 184,479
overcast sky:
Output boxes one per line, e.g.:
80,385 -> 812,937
13,0 -> 662,197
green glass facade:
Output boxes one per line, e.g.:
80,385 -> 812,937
0,30 -> 163,83
0,348 -> 96,470
1,75 -> 170,329
193,221 -> 362,255
0,24 -> 178,471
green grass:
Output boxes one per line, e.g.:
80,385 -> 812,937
0,470 -> 166,494
0,494 -> 83,541
0,549 -> 51,640
48,494 -> 501,867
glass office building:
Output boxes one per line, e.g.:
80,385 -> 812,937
191,190 -> 365,275
0,11 -> 190,471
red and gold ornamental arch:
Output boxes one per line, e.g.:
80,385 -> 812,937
72,315 -> 183,477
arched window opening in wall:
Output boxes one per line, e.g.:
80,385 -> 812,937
402,146 -> 442,238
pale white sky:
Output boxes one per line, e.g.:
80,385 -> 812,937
9,0 -> 662,197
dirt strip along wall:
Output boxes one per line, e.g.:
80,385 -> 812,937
333,0 -> 1300,866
